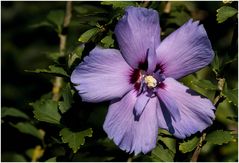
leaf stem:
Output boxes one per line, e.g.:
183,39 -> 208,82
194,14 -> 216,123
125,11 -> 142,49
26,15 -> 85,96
52,1 -> 72,101
190,78 -> 225,162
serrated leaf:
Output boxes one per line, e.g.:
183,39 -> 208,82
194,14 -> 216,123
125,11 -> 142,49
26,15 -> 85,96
101,1 -> 136,8
179,136 -> 200,153
192,80 -> 218,91
78,28 -> 100,43
31,99 -> 61,125
25,65 -> 68,77
151,144 -> 174,162
206,130 -> 233,145
10,122 -> 42,140
223,89 -> 238,106
1,107 -> 29,119
47,10 -> 65,33
60,128 -> 93,153
217,6 -> 237,23
101,35 -> 114,48
59,83 -> 73,114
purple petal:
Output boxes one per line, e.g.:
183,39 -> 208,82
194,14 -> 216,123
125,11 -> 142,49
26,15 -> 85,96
134,91 -> 150,119
157,88 -> 181,122
147,48 -> 157,73
156,19 -> 214,79
156,78 -> 215,139
71,46 -> 133,103
115,6 -> 160,69
103,90 -> 158,155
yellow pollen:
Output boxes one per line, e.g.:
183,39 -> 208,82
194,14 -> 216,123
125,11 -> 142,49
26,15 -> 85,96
144,75 -> 157,88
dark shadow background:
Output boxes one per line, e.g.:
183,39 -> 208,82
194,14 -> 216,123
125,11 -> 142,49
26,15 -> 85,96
1,1 -> 238,162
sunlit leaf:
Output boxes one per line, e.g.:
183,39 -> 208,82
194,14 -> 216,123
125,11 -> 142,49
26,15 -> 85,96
47,10 -> 65,33
151,144 -> 174,162
78,28 -> 100,43
60,128 -> 93,153
2,107 -> 29,119
179,136 -> 200,153
26,145 -> 44,161
10,122 -> 42,140
25,65 -> 69,77
206,130 -> 234,145
59,83 -> 73,114
101,35 -> 114,48
191,80 -> 218,91
217,6 -> 237,23
101,1 -> 136,8
223,89 -> 238,106
31,99 -> 61,125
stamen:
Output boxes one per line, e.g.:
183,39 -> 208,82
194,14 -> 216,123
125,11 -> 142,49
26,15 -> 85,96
144,75 -> 157,88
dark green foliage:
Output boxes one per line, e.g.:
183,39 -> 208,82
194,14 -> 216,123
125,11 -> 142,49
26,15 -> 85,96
2,1 -> 238,162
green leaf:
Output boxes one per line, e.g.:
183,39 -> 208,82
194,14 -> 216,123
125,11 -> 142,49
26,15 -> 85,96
47,10 -> 65,33
191,80 -> 218,91
151,144 -> 175,162
1,107 -> 29,119
101,35 -> 114,48
74,5 -> 107,15
10,122 -> 42,140
60,128 -> 93,153
158,129 -> 176,153
206,130 -> 234,145
25,65 -> 69,77
59,83 -> 73,114
29,21 -> 53,29
179,136 -> 200,153
167,11 -> 190,26
2,152 -> 27,162
223,89 -> 238,106
101,1 -> 136,8
31,99 -> 61,125
68,45 -> 84,68
45,157 -> 57,162
47,52 -> 61,62
217,6 -> 237,23
211,53 -> 220,75
78,28 -> 100,43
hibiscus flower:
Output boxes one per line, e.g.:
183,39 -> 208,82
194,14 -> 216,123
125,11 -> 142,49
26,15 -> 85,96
71,6 -> 215,155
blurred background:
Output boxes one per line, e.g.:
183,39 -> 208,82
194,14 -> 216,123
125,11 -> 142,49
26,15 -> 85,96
1,1 -> 238,162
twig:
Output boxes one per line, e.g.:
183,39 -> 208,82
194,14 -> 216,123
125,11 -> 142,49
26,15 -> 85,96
127,157 -> 133,162
190,78 -> 225,162
164,1 -> 171,14
52,1 -> 72,101
142,1 -> 150,8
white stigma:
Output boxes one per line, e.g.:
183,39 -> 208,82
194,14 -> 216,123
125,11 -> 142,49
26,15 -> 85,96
144,75 -> 157,88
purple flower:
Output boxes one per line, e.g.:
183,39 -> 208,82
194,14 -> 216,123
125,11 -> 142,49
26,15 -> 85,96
71,6 -> 215,155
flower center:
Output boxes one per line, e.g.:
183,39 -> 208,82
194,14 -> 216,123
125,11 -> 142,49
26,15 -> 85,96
144,75 -> 157,88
